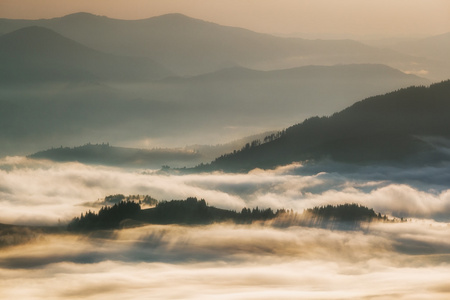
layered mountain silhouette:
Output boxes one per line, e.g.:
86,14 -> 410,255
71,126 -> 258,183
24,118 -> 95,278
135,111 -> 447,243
0,12 -> 434,77
0,26 -> 171,84
0,12 -> 444,158
196,80 -> 450,172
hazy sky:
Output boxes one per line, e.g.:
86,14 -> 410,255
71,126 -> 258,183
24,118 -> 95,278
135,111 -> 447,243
0,0 -> 449,38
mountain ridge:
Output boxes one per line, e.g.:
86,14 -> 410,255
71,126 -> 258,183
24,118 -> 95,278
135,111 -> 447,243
0,12 -> 433,77
181,63 -> 425,82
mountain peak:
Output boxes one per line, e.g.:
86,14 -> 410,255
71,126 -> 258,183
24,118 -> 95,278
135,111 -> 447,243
143,13 -> 212,25
59,12 -> 107,20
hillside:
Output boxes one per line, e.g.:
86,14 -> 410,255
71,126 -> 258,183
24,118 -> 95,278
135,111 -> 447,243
197,80 -> 450,172
0,26 -> 171,84
0,12 -> 430,77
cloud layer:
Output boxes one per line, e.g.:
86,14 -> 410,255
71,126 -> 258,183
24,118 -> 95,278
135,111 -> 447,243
1,157 -> 450,298
1,222 -> 450,299
1,157 -> 450,226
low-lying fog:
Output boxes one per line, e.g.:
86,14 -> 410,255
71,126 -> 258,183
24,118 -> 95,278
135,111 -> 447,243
1,157 -> 450,225
1,157 -> 449,299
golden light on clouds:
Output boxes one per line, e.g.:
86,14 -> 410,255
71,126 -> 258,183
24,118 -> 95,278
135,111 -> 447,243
0,0 -> 449,37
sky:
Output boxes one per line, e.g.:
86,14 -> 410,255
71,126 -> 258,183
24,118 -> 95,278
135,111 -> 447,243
0,0 -> 449,38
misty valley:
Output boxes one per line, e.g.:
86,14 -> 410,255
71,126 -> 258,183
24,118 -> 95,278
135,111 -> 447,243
1,10 -> 450,300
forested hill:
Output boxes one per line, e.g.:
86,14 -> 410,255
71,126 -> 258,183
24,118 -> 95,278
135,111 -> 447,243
67,197 -> 388,231
197,80 -> 450,172
67,197 -> 284,231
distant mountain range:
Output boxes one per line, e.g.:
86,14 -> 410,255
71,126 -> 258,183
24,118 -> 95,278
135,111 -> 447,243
0,12 -> 444,79
195,80 -> 450,172
0,12 -> 446,157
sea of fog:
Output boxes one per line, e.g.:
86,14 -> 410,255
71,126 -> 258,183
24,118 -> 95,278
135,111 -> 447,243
1,156 -> 450,299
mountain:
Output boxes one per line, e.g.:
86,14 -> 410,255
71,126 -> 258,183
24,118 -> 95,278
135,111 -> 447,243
196,80 -> 450,172
0,12 -> 435,78
0,26 -> 171,84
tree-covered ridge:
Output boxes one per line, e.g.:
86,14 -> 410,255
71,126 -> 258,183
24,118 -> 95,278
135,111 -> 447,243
67,196 -> 391,231
194,80 -> 450,172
